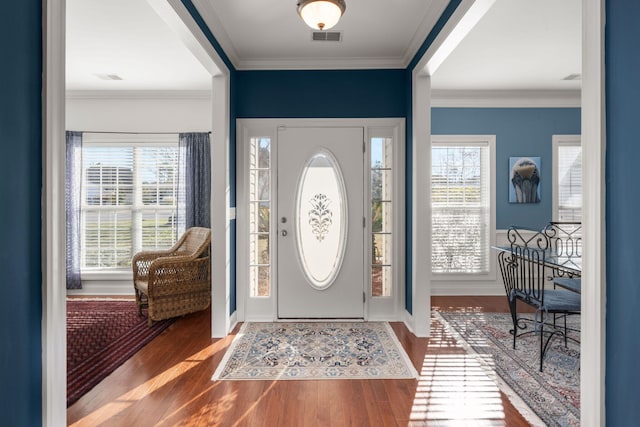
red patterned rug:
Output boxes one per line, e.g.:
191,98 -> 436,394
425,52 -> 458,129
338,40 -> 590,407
67,299 -> 174,407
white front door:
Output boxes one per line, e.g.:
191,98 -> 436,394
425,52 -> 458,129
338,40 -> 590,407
277,127 -> 364,318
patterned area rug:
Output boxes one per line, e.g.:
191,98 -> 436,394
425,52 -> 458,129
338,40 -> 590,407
437,311 -> 580,427
213,322 -> 419,381
67,299 -> 174,407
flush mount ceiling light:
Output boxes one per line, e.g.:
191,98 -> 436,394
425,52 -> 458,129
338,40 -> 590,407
297,0 -> 346,31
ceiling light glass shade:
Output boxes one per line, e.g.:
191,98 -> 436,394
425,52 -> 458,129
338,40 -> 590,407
297,0 -> 346,31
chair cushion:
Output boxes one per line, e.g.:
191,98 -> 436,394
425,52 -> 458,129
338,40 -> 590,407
134,279 -> 148,295
542,289 -> 581,312
553,277 -> 581,294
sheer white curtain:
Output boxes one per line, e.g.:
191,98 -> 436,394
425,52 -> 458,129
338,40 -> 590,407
65,131 -> 82,289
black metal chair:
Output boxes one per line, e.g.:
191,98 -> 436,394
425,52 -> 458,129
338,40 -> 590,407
497,227 -> 581,371
543,221 -> 582,280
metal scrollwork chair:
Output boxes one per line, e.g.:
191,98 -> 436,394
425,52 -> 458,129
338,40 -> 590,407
543,221 -> 582,294
498,227 -> 581,371
133,227 -> 211,325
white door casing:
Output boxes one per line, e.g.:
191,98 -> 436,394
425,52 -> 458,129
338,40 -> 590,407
277,127 -> 365,318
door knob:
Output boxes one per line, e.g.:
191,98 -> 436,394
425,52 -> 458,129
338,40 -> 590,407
281,230 -> 288,237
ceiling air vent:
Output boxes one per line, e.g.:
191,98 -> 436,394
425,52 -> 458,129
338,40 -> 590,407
312,31 -> 342,42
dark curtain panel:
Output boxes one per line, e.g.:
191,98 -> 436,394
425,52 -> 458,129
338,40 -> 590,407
66,131 -> 83,289
179,132 -> 211,229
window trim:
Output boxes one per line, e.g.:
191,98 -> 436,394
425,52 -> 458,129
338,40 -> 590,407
552,134 -> 582,221
430,135 -> 496,281
79,133 -> 181,274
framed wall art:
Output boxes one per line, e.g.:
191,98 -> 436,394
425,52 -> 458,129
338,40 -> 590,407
509,156 -> 541,203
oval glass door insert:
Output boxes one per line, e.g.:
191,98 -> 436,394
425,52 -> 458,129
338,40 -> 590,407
295,149 -> 347,289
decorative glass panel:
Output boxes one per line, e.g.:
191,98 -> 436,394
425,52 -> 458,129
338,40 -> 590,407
295,150 -> 347,289
249,137 -> 271,297
371,137 -> 393,297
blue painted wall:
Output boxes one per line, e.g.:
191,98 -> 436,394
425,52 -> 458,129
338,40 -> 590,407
236,70 -> 406,118
605,0 -> 640,423
432,107 -> 581,230
0,1 -> 43,425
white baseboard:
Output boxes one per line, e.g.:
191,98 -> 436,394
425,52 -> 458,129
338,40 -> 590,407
66,280 -> 135,296
228,311 -> 238,334
402,309 -> 416,336
431,281 -> 504,296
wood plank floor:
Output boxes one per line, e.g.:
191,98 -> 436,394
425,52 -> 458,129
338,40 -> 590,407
67,296 -> 532,426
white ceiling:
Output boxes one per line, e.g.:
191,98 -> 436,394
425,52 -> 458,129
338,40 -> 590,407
431,0 -> 581,91
66,0 -> 211,91
66,0 -> 581,93
192,0 -> 449,70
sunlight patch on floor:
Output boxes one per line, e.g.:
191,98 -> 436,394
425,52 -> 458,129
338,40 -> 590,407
410,354 -> 505,425
69,342 -> 225,426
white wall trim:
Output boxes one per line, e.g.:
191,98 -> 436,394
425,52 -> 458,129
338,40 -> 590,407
401,0 -> 451,68
431,281 -> 503,296
419,0 -> 495,76
410,73 -> 432,337
581,0 -> 606,424
189,0 -> 241,67
66,282 -> 135,296
431,89 -> 581,108
66,90 -> 211,100
235,57 -> 406,71
43,1 -> 67,425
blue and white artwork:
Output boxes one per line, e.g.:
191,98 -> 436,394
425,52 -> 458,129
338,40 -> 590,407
509,157 -> 541,203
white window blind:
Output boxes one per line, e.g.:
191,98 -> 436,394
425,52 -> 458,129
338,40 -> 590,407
432,141 -> 491,274
556,144 -> 582,222
81,135 -> 180,270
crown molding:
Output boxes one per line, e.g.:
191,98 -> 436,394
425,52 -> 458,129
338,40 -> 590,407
190,0 -> 240,69
401,0 -> 451,68
235,57 -> 405,71
431,89 -> 581,108
65,90 -> 212,100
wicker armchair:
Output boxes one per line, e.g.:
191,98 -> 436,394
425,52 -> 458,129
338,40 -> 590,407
133,227 -> 211,325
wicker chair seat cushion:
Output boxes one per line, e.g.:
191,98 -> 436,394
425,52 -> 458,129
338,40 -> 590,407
134,279 -> 148,295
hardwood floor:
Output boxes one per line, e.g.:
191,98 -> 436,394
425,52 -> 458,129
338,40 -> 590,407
67,296 -> 531,426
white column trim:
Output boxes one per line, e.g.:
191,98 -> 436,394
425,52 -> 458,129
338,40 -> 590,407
43,0 -> 67,425
410,73 -> 432,337
580,0 -> 606,424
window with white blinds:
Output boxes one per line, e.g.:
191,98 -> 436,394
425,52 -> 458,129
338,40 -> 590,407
431,137 -> 495,275
553,136 -> 582,222
81,134 -> 180,270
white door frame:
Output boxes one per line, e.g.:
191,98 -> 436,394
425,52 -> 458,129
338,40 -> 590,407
412,0 -> 606,424
43,0 -> 232,425
236,118 -> 405,323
